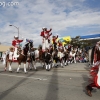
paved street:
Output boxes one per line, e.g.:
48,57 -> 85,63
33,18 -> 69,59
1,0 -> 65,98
0,62 -> 99,100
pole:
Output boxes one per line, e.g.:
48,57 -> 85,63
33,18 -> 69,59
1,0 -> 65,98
9,25 -> 19,38
18,27 -> 19,39
9,25 -> 20,46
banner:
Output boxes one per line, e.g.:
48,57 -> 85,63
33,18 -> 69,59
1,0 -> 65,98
58,36 -> 71,46
51,36 -> 71,46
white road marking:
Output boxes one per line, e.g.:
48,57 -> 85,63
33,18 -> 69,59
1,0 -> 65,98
0,73 -> 47,80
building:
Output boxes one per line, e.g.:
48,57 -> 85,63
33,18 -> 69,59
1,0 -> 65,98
80,33 -> 100,40
79,33 -> 100,46
0,45 -> 12,58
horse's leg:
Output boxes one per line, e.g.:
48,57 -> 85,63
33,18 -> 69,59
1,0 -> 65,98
17,64 -> 20,73
46,62 -> 51,71
4,55 -> 9,71
64,55 -> 67,66
46,64 -> 48,70
45,60 -> 49,71
33,60 -> 37,71
40,60 -> 43,67
30,60 -> 34,70
53,58 -> 58,68
66,55 -> 69,65
52,59 -> 55,68
28,62 -> 30,70
60,58 -> 64,68
9,61 -> 12,72
52,60 -> 55,68
24,63 -> 27,73
50,57 -> 53,68
42,60 -> 46,69
48,63 -> 51,71
74,56 -> 76,63
66,58 -> 68,65
61,57 -> 64,67
39,59 -> 44,69
4,58 -> 8,71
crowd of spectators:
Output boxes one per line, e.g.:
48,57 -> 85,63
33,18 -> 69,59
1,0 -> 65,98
66,45 -> 89,64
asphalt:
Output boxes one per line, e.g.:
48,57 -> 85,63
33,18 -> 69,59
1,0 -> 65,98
0,61 -> 99,100
0,61 -> 90,72
61,62 -> 90,71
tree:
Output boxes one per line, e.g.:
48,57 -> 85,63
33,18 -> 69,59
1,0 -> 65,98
70,36 -> 92,48
70,36 -> 80,47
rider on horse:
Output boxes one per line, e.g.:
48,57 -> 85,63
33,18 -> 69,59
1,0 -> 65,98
12,36 -> 23,61
40,27 -> 52,52
52,35 -> 58,50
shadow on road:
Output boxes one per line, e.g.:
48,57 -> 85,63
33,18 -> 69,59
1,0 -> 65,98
84,63 -> 90,71
45,68 -> 58,100
0,72 -> 37,99
82,74 -> 89,92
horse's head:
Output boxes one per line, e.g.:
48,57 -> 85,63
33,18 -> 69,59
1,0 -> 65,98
10,47 -> 14,52
25,41 -> 33,50
23,41 -> 33,55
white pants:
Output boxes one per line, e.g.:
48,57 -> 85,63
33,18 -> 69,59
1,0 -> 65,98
13,47 -> 19,60
42,38 -> 49,51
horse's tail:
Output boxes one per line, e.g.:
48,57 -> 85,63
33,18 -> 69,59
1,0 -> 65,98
5,54 -> 9,68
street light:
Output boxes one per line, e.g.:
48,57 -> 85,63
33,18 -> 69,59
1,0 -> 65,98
9,25 -> 19,39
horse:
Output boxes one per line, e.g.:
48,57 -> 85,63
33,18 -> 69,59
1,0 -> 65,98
52,48 -> 66,68
4,41 -> 33,73
27,47 -> 44,71
63,49 -> 69,66
28,47 -> 53,71
44,48 -> 52,71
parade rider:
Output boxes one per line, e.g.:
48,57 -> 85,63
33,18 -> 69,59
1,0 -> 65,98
52,35 -> 58,50
40,27 -> 52,52
12,36 -> 23,61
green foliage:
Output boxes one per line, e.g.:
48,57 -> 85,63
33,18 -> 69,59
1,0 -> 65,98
71,36 -> 92,48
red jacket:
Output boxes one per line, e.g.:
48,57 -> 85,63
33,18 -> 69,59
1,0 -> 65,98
12,39 -> 23,47
58,42 -> 63,47
52,35 -> 58,43
40,29 -> 52,39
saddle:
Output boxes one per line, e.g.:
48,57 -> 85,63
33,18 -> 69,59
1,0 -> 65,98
9,47 -> 21,61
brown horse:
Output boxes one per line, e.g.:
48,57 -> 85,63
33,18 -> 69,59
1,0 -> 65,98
27,47 -> 45,70
4,41 -> 33,73
28,47 -> 53,71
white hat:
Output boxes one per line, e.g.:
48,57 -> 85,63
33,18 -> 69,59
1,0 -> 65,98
42,27 -> 45,29
14,36 -> 18,38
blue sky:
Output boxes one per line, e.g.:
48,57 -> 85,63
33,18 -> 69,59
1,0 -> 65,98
0,0 -> 100,47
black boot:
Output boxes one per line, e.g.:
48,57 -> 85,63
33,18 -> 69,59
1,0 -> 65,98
85,86 -> 93,97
